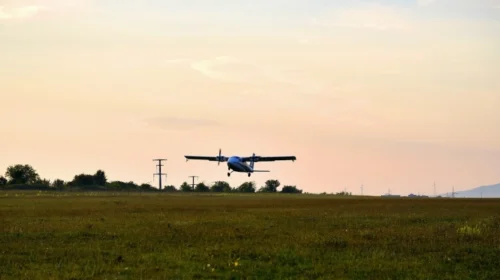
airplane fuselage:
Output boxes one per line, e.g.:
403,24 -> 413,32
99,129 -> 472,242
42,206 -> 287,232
227,156 -> 253,173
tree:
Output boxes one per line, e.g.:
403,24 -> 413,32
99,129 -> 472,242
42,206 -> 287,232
35,178 -> 51,187
122,181 -> 138,190
281,185 -> 303,194
72,174 -> 95,186
70,170 -> 107,187
195,182 -> 210,192
0,176 -> 7,186
211,181 -> 231,192
163,185 -> 178,192
334,191 -> 351,196
93,170 -> 107,186
258,179 -> 280,193
106,181 -> 139,190
222,183 -> 232,192
180,182 -> 192,192
5,164 -> 40,184
139,183 -> 151,190
52,179 -> 65,189
236,181 -> 256,193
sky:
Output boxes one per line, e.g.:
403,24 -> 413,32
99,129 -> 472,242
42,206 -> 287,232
1,0 -> 499,195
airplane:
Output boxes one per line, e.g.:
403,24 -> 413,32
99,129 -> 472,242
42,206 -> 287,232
185,149 -> 296,177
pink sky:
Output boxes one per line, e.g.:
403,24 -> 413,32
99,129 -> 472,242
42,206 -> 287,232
1,1 -> 499,195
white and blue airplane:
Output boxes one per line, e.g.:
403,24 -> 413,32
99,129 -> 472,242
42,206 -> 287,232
185,149 -> 296,177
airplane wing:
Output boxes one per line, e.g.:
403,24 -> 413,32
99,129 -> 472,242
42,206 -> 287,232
242,156 -> 296,162
184,155 -> 228,162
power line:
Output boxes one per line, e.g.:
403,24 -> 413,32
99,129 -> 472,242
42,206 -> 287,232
451,185 -> 458,198
153,159 -> 167,190
188,176 -> 198,190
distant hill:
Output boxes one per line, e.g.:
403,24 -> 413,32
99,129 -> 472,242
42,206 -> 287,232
440,183 -> 500,198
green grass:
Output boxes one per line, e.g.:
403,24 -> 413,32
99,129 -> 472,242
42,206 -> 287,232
1,191 -> 499,279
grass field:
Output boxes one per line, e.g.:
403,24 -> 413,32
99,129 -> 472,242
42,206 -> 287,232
1,191 -> 499,279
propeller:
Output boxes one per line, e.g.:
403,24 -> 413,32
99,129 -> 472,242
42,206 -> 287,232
216,148 -> 222,166
251,153 -> 259,161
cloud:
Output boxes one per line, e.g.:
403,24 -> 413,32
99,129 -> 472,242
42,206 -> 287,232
310,3 -> 413,31
190,56 -> 267,83
417,0 -> 436,7
0,1 -> 94,22
140,117 -> 220,131
0,5 -> 47,20
164,58 -> 193,65
309,1 -> 500,35
314,96 -> 372,124
187,55 -> 371,121
298,38 -> 310,44
189,56 -> 325,93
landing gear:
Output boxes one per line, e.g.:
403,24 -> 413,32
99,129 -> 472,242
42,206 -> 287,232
248,173 -> 251,177
227,172 -> 231,177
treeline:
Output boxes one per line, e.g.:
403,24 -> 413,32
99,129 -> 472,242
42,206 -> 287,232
0,164 -> 303,193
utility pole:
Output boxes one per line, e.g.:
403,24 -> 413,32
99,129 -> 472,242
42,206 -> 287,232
360,184 -> 364,196
189,176 -> 198,190
153,159 -> 167,190
433,181 -> 436,197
